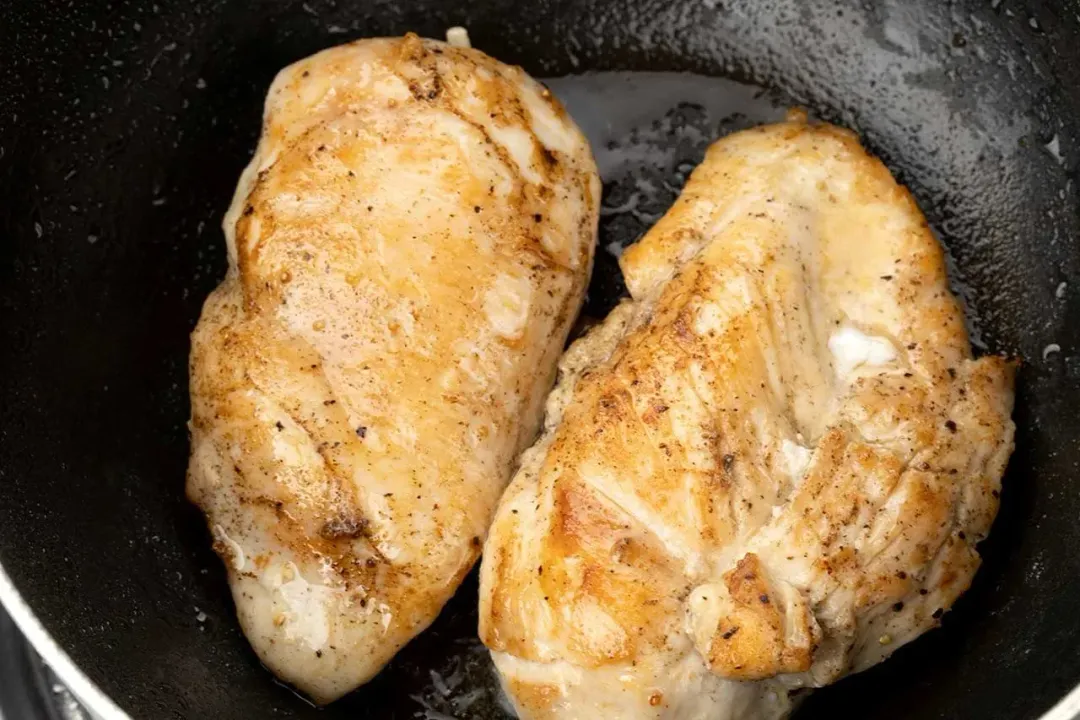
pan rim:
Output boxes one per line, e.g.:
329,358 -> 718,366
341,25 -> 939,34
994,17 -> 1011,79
1045,684 -> 1080,720
0,561 -> 129,720
0,556 -> 1077,720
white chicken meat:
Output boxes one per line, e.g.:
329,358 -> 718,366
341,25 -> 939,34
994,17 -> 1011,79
479,114 -> 1015,719
186,33 -> 600,703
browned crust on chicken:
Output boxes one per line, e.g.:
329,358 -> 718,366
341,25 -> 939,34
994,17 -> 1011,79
480,116 -> 1015,719
187,34 -> 599,703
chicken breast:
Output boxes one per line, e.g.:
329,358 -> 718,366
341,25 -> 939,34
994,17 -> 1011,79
186,34 -> 599,703
479,114 -> 1015,719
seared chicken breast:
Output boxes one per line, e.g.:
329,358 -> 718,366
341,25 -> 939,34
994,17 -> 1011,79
479,114 -> 1015,719
186,34 -> 599,703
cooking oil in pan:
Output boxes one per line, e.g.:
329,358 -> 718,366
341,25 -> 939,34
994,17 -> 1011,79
546,71 -> 790,318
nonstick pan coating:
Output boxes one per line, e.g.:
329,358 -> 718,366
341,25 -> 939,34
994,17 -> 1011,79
1,1 -> 1079,718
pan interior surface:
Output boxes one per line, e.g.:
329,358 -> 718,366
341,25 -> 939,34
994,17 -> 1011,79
0,1 -> 1078,718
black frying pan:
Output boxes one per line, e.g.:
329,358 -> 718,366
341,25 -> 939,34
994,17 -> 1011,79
1,1 -> 1079,718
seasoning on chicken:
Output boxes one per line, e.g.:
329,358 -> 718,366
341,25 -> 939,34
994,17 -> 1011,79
186,33 -> 599,703
479,113 -> 1015,719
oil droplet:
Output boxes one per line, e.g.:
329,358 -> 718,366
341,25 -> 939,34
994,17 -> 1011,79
1044,135 -> 1065,165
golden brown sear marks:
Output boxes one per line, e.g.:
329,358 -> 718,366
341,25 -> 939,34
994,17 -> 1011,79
479,116 -> 1015,720
186,34 -> 599,703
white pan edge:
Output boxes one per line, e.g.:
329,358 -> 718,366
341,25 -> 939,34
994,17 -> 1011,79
0,560 -> 129,720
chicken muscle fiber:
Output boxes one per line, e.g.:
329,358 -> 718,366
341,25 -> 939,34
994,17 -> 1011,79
479,115 -> 1015,720
186,34 -> 599,703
